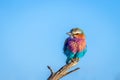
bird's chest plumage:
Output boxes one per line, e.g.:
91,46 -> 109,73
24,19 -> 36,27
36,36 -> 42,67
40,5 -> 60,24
67,38 -> 86,54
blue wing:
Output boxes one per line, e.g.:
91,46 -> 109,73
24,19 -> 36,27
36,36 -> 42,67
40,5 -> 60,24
63,38 -> 74,57
63,39 -> 75,64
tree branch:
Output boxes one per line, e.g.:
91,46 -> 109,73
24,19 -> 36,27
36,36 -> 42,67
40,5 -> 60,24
47,58 -> 80,80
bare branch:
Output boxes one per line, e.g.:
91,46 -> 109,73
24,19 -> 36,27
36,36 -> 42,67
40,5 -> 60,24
47,66 -> 54,75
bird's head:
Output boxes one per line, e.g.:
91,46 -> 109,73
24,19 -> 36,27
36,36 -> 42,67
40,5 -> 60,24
67,28 -> 84,38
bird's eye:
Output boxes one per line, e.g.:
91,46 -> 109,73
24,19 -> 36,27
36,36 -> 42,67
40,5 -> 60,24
74,33 -> 79,35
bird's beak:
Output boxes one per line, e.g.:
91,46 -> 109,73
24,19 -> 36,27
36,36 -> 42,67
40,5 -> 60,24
66,32 -> 72,35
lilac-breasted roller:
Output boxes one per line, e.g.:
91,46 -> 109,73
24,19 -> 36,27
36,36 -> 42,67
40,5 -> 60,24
63,28 -> 87,64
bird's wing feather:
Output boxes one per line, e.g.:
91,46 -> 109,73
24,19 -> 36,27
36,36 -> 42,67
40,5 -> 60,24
63,39 -> 68,54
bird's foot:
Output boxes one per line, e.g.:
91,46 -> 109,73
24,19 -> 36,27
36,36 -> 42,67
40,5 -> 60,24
71,59 -> 74,62
74,58 -> 80,62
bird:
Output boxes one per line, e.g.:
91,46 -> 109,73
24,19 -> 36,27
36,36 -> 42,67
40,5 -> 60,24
63,28 -> 87,64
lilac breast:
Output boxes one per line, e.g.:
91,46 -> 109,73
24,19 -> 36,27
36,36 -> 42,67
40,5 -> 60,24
67,38 -> 83,53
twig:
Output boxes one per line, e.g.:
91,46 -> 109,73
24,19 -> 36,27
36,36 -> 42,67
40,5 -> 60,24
47,66 -> 54,74
60,67 -> 80,78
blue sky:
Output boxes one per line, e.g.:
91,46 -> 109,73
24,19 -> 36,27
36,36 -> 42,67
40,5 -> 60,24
0,0 -> 120,80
